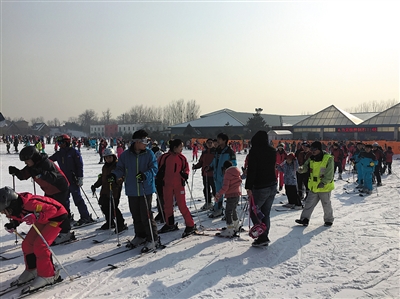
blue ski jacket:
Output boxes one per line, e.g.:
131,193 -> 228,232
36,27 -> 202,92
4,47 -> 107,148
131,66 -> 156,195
112,146 -> 158,196
49,146 -> 83,185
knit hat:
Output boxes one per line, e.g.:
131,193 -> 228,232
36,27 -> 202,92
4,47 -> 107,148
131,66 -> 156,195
310,141 -> 322,151
286,153 -> 296,160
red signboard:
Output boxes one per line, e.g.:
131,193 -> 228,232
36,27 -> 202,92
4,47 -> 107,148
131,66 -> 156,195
336,127 -> 377,133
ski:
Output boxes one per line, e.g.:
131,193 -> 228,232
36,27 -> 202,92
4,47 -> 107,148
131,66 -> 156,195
59,233 -> 98,245
93,230 -> 127,244
0,265 -> 18,274
86,247 -> 133,262
0,246 -> 21,255
17,275 -> 81,298
105,245 -> 167,270
72,221 -> 99,230
275,208 -> 295,212
0,253 -> 22,261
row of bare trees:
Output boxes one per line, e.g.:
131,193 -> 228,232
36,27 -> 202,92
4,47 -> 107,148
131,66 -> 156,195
56,99 -> 200,133
346,99 -> 398,113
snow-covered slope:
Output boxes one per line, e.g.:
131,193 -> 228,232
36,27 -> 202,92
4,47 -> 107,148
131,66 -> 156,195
1,145 -> 399,299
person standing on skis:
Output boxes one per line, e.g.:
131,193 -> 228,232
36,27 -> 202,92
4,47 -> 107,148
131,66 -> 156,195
91,148 -> 127,233
157,139 -> 196,238
214,160 -> 242,237
110,130 -> 159,252
208,133 -> 237,218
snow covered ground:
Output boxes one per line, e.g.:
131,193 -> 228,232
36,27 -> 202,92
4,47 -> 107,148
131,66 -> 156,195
1,144 -> 399,299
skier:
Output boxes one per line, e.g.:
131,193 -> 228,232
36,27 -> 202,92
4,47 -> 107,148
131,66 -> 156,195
295,141 -> 335,227
276,143 -> 287,192
245,130 -> 277,247
1,187 -> 68,292
350,142 -> 365,188
192,142 -> 198,162
358,144 -> 377,194
192,138 -> 216,211
372,142 -> 384,186
110,130 -> 160,252
276,153 -> 303,209
208,133 -> 237,218
214,160 -> 242,237
13,136 -> 19,153
157,139 -> 196,237
295,142 -> 312,200
49,134 -> 94,227
8,146 -> 74,244
330,143 -> 344,180
383,146 -> 393,174
91,148 -> 127,232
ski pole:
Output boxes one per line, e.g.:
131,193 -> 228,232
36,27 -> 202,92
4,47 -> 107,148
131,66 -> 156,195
140,182 -> 156,245
154,187 -> 166,224
109,182 -> 120,247
12,175 -> 15,190
185,179 -> 203,230
31,224 -> 73,281
32,179 -> 36,195
80,186 -> 99,219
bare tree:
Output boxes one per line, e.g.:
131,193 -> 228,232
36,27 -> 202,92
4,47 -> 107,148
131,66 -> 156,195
347,99 -> 398,113
101,108 -> 112,124
163,99 -> 200,126
46,118 -> 61,127
30,116 -> 45,125
79,109 -> 98,133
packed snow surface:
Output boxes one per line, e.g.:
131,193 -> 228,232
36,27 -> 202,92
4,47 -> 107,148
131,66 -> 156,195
1,145 -> 399,298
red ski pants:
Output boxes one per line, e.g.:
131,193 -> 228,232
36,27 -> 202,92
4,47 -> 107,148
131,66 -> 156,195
275,170 -> 284,188
22,222 -> 61,277
163,182 -> 194,227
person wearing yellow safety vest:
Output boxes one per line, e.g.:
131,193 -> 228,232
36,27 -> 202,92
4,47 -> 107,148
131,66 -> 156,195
295,141 -> 335,227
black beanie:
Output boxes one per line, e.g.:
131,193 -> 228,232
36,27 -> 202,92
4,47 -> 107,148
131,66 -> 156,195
310,141 -> 322,151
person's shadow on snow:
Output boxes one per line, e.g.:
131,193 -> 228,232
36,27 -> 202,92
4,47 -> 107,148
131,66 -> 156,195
119,226 -> 327,298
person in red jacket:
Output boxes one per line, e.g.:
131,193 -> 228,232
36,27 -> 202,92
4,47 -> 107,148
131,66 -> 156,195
157,139 -> 196,238
330,143 -> 344,180
383,146 -> 394,174
276,143 -> 287,191
1,187 -> 68,292
214,160 -> 242,237
192,138 -> 216,211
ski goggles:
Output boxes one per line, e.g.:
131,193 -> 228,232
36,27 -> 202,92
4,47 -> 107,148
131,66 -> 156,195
132,138 -> 150,145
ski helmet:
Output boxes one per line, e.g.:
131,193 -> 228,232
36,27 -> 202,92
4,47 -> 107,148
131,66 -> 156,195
0,187 -> 18,212
57,134 -> 71,144
19,146 -> 40,163
103,148 -> 116,157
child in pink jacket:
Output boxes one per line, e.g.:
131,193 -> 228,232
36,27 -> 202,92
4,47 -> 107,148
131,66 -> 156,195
215,160 -> 242,237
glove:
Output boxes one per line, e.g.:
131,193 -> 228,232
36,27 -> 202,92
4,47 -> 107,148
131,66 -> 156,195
8,166 -> 18,176
317,182 -> 325,188
369,162 -> 375,167
107,173 -> 117,183
22,213 -> 38,225
4,223 -> 16,234
180,172 -> 189,181
77,177 -> 83,187
136,172 -> 147,182
91,185 -> 96,194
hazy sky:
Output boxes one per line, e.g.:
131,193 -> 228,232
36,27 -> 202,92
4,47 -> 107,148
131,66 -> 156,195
1,1 -> 399,123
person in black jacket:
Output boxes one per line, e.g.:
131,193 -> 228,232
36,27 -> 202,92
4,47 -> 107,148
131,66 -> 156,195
245,131 -> 277,247
8,146 -> 74,244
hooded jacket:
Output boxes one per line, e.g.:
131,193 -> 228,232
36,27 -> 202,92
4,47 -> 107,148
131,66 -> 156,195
245,131 -> 277,190
215,166 -> 242,199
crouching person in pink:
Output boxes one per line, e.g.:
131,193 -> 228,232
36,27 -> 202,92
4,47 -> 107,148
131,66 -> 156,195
0,187 -> 67,292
